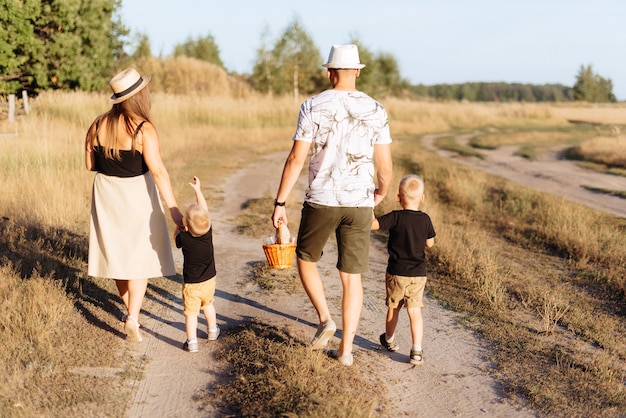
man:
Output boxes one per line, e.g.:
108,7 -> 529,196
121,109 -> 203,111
272,44 -> 393,366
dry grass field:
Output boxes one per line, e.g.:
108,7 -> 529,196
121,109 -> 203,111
1,67 -> 625,417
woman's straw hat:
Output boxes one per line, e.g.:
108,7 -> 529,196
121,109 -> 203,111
322,44 -> 365,69
109,68 -> 151,104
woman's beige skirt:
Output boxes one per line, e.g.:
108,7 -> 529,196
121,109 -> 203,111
88,172 -> 176,279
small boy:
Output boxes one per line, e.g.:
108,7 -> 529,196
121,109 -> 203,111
175,176 -> 220,352
372,174 -> 436,365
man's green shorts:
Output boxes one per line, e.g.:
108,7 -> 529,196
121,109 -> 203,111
296,202 -> 373,274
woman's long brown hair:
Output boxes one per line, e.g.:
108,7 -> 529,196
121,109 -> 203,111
98,87 -> 154,160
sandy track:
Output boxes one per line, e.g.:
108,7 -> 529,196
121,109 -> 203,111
423,133 -> 626,219
125,151 -> 540,417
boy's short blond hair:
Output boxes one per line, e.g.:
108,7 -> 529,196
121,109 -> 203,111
399,174 -> 425,203
184,203 -> 210,236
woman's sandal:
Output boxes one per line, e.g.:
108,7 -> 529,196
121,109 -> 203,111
121,314 -> 142,328
124,316 -> 143,343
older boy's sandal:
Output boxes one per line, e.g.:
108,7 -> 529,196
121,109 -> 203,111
410,349 -> 424,365
379,333 -> 399,352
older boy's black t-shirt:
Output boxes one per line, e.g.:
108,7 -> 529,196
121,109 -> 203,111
175,227 -> 216,283
376,210 -> 436,277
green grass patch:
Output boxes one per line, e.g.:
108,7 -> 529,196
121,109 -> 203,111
574,161 -> 626,177
470,125 -> 613,149
435,135 -> 485,158
513,145 -> 538,160
581,185 -> 626,199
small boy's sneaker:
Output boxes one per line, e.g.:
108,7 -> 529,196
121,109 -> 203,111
183,339 -> 199,353
379,333 -> 399,352
208,326 -> 221,341
410,349 -> 424,365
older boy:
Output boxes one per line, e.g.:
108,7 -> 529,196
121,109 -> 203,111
372,174 -> 435,365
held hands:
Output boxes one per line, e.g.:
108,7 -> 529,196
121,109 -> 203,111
173,223 -> 184,239
373,188 -> 386,206
170,207 -> 184,228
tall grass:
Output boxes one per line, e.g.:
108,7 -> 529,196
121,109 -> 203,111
0,211 -> 143,416
0,91 -> 298,232
2,93 -> 575,232
390,136 -> 626,416
130,56 -> 255,99
2,90 -> 626,416
384,98 -> 564,135
0,98 -> 92,231
550,102 -> 626,125
568,135 -> 626,167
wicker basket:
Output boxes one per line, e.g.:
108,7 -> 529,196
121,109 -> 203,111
263,243 -> 296,269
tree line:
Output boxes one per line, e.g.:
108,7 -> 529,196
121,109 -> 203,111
409,65 -> 615,103
411,82 -> 574,102
0,2 -> 617,103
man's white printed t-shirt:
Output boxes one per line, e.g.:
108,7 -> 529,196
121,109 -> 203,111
293,89 -> 392,207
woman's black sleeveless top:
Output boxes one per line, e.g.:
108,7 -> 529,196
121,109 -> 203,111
94,121 -> 149,177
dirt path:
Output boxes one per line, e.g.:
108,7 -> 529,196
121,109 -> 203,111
125,151 -> 537,417
423,134 -> 626,219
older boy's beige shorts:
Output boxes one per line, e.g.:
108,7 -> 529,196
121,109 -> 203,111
182,277 -> 216,315
296,202 -> 372,274
385,273 -> 427,309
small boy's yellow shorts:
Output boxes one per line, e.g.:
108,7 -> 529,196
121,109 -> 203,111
183,277 -> 216,315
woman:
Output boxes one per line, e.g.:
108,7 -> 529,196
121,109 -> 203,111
85,68 -> 183,342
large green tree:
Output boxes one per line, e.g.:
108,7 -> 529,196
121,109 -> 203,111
251,18 -> 324,101
0,0 -> 127,94
174,34 -> 223,68
0,0 -> 45,93
573,64 -> 616,102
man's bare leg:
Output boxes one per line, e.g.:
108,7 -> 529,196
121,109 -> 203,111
298,258 -> 337,349
297,258 -> 332,323
338,271 -> 363,356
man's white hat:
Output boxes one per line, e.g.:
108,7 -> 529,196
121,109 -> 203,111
322,44 -> 365,69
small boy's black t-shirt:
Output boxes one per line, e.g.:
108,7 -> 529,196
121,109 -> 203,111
376,210 -> 436,277
175,227 -> 216,283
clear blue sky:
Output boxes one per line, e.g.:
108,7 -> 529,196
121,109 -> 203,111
120,0 -> 626,100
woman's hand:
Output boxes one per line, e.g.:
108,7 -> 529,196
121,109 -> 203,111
170,207 -> 184,228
